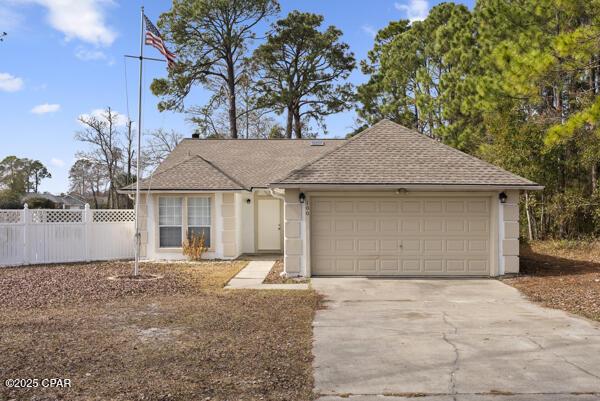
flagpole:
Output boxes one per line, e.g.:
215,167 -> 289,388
133,5 -> 144,277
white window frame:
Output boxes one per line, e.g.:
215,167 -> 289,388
158,196 -> 183,248
187,196 -> 212,248
155,194 -> 215,252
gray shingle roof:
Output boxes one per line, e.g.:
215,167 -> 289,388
123,138 -> 345,191
275,120 -> 540,188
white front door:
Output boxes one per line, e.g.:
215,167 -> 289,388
257,199 -> 281,250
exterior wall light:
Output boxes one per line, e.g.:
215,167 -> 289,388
299,192 -> 306,204
499,192 -> 508,204
246,198 -> 251,204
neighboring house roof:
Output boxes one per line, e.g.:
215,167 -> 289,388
22,192 -> 87,207
123,138 -> 345,191
275,120 -> 541,188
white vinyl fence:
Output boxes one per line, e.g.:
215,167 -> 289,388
0,205 -> 135,267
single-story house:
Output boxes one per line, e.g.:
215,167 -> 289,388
121,120 -> 542,277
22,192 -> 87,209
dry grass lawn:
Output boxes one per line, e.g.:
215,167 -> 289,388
0,261 -> 321,401
504,240 -> 600,322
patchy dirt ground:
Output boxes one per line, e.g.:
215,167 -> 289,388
0,261 -> 320,401
504,241 -> 600,322
263,259 -> 309,284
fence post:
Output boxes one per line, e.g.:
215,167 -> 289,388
84,204 -> 91,262
22,203 -> 29,265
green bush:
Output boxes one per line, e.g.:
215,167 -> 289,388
25,196 -> 56,209
0,190 -> 23,209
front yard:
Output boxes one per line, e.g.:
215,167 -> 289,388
0,261 -> 320,401
504,240 -> 600,322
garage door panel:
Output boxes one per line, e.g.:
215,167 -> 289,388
447,239 -> 466,252
424,219 -> 444,232
356,219 -> 377,233
335,201 -> 354,213
468,260 -> 488,273
401,219 -> 421,233
467,200 -> 489,213
424,239 -> 443,252
334,219 -> 354,232
336,259 -> 356,273
468,219 -> 488,233
424,259 -> 444,272
311,196 -> 491,276
447,260 -> 466,272
446,219 -> 466,232
380,201 -> 399,213
357,258 -> 377,272
424,200 -> 443,213
446,200 -> 465,213
357,239 -> 377,252
380,219 -> 399,232
401,239 -> 421,252
380,259 -> 400,272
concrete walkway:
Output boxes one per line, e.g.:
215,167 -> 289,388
225,260 -> 309,290
312,278 -> 600,401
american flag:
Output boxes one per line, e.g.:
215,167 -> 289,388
144,14 -> 176,69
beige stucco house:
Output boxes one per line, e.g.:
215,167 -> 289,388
121,120 -> 542,277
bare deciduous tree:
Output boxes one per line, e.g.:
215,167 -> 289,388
144,128 -> 184,168
75,108 -> 123,208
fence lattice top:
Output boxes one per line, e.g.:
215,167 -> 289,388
0,209 -> 135,224
31,209 -> 83,223
93,209 -> 135,223
0,210 -> 22,224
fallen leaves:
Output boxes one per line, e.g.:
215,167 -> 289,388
504,242 -> 600,322
0,261 -> 320,401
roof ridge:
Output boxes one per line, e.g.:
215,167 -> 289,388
195,155 -> 249,190
122,154 -> 246,191
271,120 -> 391,184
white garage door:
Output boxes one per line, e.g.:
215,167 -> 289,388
310,196 -> 492,276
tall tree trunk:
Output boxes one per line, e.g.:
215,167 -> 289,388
592,163 -> 597,192
226,59 -> 238,139
285,106 -> 293,139
525,191 -> 533,241
293,106 -> 302,139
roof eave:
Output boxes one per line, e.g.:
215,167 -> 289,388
117,188 -> 249,194
269,183 -> 545,191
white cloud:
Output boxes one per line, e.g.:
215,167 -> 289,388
31,103 -> 61,114
29,0 -> 117,46
50,157 -> 65,167
362,24 -> 377,38
78,108 -> 129,127
0,5 -> 24,31
75,47 -> 107,61
0,72 -> 24,92
395,0 -> 430,22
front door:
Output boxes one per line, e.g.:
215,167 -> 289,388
257,198 -> 281,251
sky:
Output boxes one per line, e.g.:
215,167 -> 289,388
0,0 -> 473,194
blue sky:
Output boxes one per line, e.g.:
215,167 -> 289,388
0,0 -> 472,193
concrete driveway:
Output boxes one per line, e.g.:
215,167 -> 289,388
312,278 -> 600,401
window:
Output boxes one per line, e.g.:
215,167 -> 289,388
187,197 -> 211,247
159,197 -> 182,247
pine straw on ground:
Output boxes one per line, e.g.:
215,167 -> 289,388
503,241 -> 600,322
263,260 -> 310,284
0,261 -> 321,401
